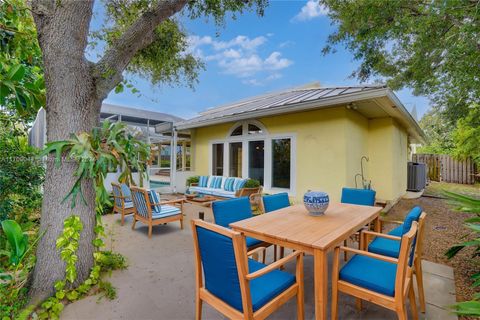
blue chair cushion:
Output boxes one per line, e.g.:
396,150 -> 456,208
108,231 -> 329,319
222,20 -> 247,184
263,193 -> 290,213
246,237 -> 263,248
212,197 -> 253,228
120,183 -> 132,200
124,200 -> 134,209
248,259 -> 296,312
402,206 -> 422,235
341,188 -> 376,206
147,190 -> 162,213
196,226 -> 294,312
339,254 -> 396,296
368,237 -> 400,258
388,225 -> 403,237
224,177 -> 236,192
152,205 -> 181,219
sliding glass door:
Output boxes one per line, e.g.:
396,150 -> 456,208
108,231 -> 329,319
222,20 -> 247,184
248,140 -> 264,185
229,142 -> 242,177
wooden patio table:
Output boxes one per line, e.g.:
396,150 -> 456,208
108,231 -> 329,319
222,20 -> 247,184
230,202 -> 382,320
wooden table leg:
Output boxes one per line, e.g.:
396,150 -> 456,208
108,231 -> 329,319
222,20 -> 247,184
373,216 -> 381,232
314,249 -> 328,320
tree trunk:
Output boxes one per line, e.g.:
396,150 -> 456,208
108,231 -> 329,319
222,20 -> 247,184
29,0 -> 98,303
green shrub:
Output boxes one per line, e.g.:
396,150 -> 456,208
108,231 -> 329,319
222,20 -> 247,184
186,176 -> 199,186
244,179 -> 261,188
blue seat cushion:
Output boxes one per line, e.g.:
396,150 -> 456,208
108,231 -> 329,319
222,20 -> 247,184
368,237 -> 400,258
388,225 -> 403,237
152,205 -> 181,219
339,254 -> 396,297
246,237 -> 263,249
263,193 -> 290,213
402,206 -> 422,235
248,259 -> 296,311
124,200 -> 134,209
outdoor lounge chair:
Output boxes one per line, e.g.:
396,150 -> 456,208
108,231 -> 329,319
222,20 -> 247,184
191,219 -> 304,320
130,187 -> 184,238
262,192 -> 291,260
361,206 -> 427,312
341,187 -> 377,260
212,197 -> 271,262
331,221 -> 419,320
111,182 -> 135,226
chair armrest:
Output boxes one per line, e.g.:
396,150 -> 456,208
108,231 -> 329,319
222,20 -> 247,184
158,199 -> 186,205
337,246 -> 398,264
245,251 -> 303,280
247,246 -> 267,257
362,230 -> 401,241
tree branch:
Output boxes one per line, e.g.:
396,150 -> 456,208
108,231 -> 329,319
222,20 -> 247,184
93,0 -> 188,100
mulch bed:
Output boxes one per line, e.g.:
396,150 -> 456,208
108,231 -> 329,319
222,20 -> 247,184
384,184 -> 479,305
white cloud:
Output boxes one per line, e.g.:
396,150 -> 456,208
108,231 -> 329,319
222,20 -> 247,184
186,34 -> 293,81
292,0 -> 329,22
279,40 -> 295,48
242,73 -> 283,87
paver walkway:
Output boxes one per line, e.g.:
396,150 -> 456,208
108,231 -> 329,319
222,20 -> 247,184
62,204 -> 457,320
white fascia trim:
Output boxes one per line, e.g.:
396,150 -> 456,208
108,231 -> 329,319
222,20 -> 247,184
175,88 -> 389,130
385,90 -> 427,144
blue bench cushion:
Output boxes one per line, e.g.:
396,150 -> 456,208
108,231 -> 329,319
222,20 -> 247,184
368,237 -> 401,258
209,176 -> 223,189
189,186 -> 236,198
199,176 -> 209,187
263,193 -> 290,213
340,254 -> 397,297
224,177 -> 236,191
248,259 -> 295,311
341,187 -> 376,206
233,178 -> 247,191
152,205 -> 181,219
246,237 -> 263,248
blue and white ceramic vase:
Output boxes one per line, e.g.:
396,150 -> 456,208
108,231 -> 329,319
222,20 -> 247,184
303,191 -> 329,216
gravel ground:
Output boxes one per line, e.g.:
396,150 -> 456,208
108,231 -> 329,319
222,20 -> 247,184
384,182 -> 480,306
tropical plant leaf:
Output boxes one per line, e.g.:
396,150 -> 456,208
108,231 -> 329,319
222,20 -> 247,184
7,64 -> 26,81
1,219 -> 28,265
452,300 -> 480,316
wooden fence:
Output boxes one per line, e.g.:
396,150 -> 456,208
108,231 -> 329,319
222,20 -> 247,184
412,154 -> 477,184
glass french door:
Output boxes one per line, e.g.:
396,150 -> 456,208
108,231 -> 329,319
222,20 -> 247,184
248,140 -> 264,185
229,142 -> 243,177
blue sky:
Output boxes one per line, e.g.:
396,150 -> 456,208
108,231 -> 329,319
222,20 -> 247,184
93,1 -> 430,120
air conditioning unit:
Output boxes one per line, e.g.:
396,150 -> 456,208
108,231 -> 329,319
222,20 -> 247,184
407,162 -> 426,192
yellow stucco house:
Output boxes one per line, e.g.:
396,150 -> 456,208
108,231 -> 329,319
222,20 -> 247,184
171,83 -> 425,205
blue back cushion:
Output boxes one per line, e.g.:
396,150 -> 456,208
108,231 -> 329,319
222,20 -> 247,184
112,184 -> 123,207
196,226 -> 243,310
199,176 -> 209,187
402,206 -> 422,235
148,190 -> 162,213
233,178 -> 247,191
224,177 -> 236,191
341,188 -> 376,206
132,189 -> 149,218
209,176 -> 222,189
212,197 -> 253,228
120,183 -> 132,200
263,193 -> 290,213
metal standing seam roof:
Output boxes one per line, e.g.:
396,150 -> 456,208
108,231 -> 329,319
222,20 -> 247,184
175,85 -> 388,128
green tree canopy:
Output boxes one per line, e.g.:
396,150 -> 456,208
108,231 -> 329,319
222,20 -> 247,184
0,0 -> 44,120
322,0 -> 480,122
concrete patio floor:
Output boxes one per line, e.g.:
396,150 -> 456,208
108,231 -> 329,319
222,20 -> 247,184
62,203 -> 458,320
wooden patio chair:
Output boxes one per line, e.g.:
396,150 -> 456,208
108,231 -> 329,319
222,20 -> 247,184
111,182 -> 135,226
212,197 -> 270,263
340,187 -> 377,260
262,192 -> 292,260
191,219 -> 304,320
361,207 -> 427,312
130,186 -> 184,238
331,221 -> 419,320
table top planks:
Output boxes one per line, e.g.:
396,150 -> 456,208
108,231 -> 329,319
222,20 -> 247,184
230,203 -> 382,250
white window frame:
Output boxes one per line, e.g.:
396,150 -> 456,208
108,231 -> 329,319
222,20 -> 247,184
208,120 -> 296,195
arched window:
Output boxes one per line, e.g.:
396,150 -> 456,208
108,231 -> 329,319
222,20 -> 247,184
227,120 -> 268,137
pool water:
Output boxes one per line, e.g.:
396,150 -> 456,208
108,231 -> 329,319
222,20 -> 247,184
150,180 -> 170,188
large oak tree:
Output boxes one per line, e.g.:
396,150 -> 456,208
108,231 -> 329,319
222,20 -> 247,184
28,0 -> 266,302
